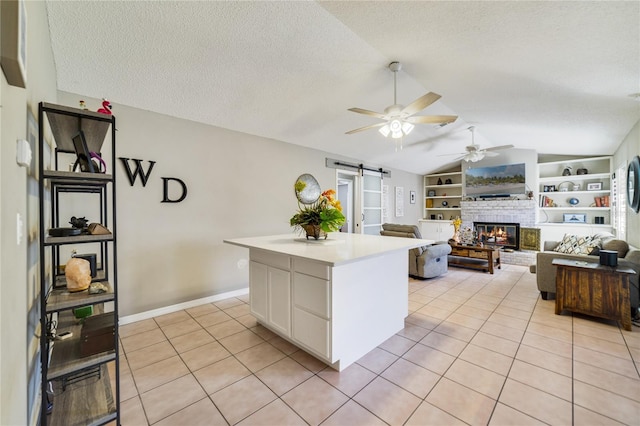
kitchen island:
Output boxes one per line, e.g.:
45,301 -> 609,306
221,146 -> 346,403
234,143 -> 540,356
224,232 -> 434,370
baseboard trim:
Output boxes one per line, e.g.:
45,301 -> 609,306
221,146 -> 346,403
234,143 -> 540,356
119,287 -> 249,325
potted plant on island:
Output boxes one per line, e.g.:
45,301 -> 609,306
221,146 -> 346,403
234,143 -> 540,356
290,184 -> 346,240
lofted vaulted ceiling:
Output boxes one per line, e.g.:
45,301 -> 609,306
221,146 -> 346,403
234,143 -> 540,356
45,1 -> 640,175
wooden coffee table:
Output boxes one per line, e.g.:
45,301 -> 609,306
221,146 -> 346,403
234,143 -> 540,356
552,258 -> 635,331
448,244 -> 501,274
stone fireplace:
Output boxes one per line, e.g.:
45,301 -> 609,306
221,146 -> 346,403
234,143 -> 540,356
461,199 -> 537,265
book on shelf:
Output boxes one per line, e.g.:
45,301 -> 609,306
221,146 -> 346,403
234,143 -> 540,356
539,195 -> 554,207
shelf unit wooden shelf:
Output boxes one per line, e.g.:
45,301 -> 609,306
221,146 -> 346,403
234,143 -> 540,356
423,169 -> 463,221
38,102 -> 119,425
537,156 -> 612,227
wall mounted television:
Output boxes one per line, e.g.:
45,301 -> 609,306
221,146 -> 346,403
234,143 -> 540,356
465,163 -> 526,197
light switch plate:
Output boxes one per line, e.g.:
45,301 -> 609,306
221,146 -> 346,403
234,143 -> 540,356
16,139 -> 31,167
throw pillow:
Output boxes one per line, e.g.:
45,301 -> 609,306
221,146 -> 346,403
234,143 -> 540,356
553,234 -> 601,255
553,234 -> 579,253
602,239 -> 629,258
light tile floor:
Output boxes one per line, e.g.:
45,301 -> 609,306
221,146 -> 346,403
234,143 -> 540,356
117,264 -> 640,425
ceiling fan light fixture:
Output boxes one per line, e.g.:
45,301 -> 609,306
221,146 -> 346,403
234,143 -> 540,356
345,61 -> 458,139
401,121 -> 414,135
380,119 -> 412,139
466,152 -> 484,162
389,119 -> 402,133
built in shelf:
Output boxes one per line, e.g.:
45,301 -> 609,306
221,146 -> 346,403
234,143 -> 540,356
536,222 -> 612,227
425,183 -> 462,188
539,207 -> 610,211
538,172 -> 610,183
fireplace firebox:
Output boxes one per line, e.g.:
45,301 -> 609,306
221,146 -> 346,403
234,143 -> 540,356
474,222 -> 520,250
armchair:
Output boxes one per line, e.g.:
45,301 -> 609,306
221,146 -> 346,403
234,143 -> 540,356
380,223 -> 451,279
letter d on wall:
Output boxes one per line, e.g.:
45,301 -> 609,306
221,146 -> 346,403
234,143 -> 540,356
161,177 -> 188,203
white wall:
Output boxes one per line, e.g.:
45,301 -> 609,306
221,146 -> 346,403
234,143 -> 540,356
613,120 -> 640,247
1,2 -> 59,424
57,92 -> 423,316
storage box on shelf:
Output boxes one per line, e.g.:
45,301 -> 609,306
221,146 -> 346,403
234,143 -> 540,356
38,102 -> 119,425
423,169 -> 462,221
537,156 -> 613,240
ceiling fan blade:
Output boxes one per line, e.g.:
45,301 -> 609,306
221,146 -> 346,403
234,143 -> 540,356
483,151 -> 500,157
437,151 -> 466,157
345,122 -> 386,135
401,92 -> 441,116
485,144 -> 515,152
407,115 -> 458,125
347,108 -> 387,120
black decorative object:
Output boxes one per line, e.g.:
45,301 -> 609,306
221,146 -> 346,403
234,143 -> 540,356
74,253 -> 97,277
562,165 -> 572,176
437,178 -> 443,185
445,178 -> 452,184
69,216 -> 88,230
442,201 -> 448,207
48,227 -> 82,237
577,168 -> 588,175
599,250 -> 618,267
72,131 -> 95,173
627,155 -> 640,213
161,177 -> 188,203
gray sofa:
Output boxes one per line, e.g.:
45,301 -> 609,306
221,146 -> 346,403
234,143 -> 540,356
531,234 -> 640,311
380,223 -> 452,279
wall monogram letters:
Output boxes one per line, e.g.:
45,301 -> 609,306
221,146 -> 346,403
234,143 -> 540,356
119,157 -> 188,203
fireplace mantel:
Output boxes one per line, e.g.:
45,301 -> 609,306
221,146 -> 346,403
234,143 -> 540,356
461,199 -> 537,228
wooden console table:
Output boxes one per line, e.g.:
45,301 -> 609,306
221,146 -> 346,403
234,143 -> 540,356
448,244 -> 501,274
552,259 -> 634,331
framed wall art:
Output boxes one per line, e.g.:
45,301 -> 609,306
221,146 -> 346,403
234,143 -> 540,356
519,228 -> 541,251
395,186 -> 404,217
587,182 -> 602,191
628,155 -> 640,213
1,0 -> 27,88
410,190 -> 416,204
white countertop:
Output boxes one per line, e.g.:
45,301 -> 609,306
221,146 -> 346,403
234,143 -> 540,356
224,232 -> 435,266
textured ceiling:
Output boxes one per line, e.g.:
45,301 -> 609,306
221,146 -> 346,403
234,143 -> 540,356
45,1 -> 640,175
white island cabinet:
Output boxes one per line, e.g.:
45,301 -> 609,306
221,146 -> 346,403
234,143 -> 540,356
224,232 -> 434,370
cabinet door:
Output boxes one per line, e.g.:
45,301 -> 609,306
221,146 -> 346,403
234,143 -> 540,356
421,222 -> 454,241
268,267 -> 291,337
420,222 -> 441,240
249,261 -> 268,322
440,223 -> 454,241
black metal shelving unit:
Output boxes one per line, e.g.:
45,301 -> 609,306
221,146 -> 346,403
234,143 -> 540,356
38,102 -> 119,425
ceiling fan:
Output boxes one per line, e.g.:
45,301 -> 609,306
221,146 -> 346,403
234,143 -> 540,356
445,126 -> 514,162
345,61 -> 458,139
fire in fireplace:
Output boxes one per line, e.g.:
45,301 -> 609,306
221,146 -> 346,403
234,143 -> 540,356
474,222 -> 520,250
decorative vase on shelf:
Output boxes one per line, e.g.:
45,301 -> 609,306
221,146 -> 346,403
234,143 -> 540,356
451,225 -> 461,244
303,224 -> 327,240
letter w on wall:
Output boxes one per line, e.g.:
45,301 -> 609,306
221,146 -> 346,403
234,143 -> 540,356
119,158 -> 156,187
